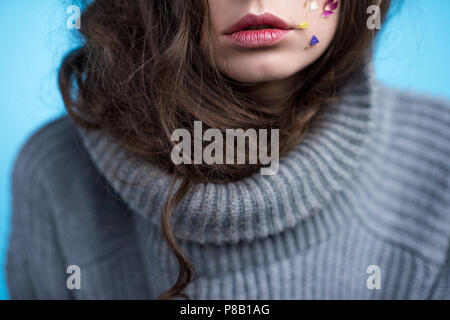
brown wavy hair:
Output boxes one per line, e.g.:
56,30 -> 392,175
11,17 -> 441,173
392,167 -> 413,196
59,0 -> 392,299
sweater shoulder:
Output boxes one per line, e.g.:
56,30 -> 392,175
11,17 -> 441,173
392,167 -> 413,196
11,115 -> 138,266
384,85 -> 450,136
11,114 -> 97,221
12,115 -> 84,186
12,114 -> 116,209
362,84 -> 450,264
378,84 -> 450,172
390,85 -> 450,110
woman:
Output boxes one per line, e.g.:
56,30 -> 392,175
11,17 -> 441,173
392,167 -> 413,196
7,0 -> 450,300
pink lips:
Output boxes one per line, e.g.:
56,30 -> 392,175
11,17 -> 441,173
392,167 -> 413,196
224,13 -> 293,48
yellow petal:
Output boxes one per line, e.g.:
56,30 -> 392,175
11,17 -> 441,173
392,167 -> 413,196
297,22 -> 309,30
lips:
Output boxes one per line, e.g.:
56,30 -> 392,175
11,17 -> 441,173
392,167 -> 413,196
224,13 -> 293,48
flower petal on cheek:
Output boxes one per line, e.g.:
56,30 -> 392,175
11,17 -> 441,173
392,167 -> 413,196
321,10 -> 334,18
310,36 -> 320,46
325,0 -> 339,11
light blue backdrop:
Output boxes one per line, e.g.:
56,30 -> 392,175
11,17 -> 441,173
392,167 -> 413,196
0,0 -> 449,299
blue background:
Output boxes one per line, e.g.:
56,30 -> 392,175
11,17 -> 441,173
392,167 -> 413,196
0,0 -> 449,299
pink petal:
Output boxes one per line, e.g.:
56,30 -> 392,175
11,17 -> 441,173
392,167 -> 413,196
321,10 -> 334,18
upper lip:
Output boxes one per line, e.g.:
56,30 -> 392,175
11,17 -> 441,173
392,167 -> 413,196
224,13 -> 292,35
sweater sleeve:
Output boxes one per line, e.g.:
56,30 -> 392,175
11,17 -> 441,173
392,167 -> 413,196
430,255 -> 450,299
6,133 -> 72,300
429,174 -> 450,300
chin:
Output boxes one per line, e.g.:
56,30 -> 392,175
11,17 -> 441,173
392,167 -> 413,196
229,70 -> 292,83
220,53 -> 307,83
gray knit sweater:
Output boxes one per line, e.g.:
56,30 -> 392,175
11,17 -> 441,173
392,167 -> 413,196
6,66 -> 450,300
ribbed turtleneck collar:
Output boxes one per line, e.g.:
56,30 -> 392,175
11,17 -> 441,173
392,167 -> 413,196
76,64 -> 377,245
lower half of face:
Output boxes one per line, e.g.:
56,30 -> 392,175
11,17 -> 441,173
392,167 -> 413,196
207,0 -> 340,83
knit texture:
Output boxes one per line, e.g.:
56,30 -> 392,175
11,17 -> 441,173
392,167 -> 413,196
6,65 -> 450,299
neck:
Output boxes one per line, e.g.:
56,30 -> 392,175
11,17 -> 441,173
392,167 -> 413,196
243,74 -> 300,114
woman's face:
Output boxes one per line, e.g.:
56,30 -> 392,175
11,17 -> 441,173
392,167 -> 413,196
207,0 -> 340,83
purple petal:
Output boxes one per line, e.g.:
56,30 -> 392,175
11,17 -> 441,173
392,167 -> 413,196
325,0 -> 339,11
325,3 -> 338,11
310,36 -> 320,46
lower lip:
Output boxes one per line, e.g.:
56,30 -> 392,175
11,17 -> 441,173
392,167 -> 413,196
226,29 -> 291,48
